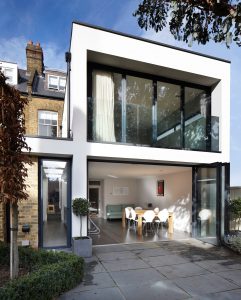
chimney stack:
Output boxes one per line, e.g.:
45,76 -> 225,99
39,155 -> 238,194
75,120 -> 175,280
26,41 -> 44,76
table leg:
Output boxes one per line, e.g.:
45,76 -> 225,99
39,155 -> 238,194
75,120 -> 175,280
137,215 -> 142,236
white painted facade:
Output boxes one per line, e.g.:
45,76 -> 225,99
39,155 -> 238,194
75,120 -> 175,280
26,23 -> 230,239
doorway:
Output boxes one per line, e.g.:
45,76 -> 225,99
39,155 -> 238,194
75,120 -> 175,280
193,164 -> 229,244
39,159 -> 71,248
88,160 -> 192,245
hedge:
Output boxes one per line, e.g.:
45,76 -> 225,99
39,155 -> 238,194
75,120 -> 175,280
0,242 -> 84,300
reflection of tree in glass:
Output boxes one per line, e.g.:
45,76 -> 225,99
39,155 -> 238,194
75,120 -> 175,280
126,76 -> 153,145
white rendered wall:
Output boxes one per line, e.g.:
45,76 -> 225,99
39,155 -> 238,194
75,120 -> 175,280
102,178 -> 138,219
137,170 -> 192,233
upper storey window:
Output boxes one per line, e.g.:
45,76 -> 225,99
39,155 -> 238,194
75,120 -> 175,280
88,66 -> 219,152
38,110 -> 58,137
48,75 -> 66,91
0,67 -> 14,84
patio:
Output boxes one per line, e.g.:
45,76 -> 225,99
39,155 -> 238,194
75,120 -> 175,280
59,239 -> 241,299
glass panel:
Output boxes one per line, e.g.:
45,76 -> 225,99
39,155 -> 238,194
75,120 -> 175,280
211,116 -> 219,152
185,87 -> 210,150
126,76 -> 152,145
4,68 -> 13,76
42,160 -> 69,247
197,167 -> 217,238
59,77 -> 66,90
39,124 -> 47,136
156,82 -> 181,148
49,76 -> 58,89
113,73 -> 122,142
92,70 -> 122,143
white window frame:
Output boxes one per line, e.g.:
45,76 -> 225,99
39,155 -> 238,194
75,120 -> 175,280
1,67 -> 14,84
48,74 -> 66,91
38,110 -> 58,137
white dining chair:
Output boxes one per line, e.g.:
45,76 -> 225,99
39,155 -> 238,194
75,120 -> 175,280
130,208 -> 138,230
155,209 -> 169,230
142,210 -> 155,234
125,207 -> 132,228
135,206 -> 142,210
154,207 -> 160,214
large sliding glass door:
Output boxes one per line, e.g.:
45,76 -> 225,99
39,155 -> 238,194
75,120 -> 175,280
39,159 -> 71,248
196,167 -> 217,239
88,65 -> 219,152
193,164 -> 229,244
156,81 -> 181,148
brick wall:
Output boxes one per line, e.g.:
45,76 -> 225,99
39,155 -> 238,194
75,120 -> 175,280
17,156 -> 38,247
24,97 -> 64,137
0,157 -> 39,246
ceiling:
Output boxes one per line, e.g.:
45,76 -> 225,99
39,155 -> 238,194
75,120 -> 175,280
88,51 -> 219,87
88,162 -> 191,179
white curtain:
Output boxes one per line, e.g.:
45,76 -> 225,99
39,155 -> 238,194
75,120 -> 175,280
93,70 -> 116,142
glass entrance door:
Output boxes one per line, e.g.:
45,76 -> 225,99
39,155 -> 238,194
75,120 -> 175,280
193,166 -> 218,243
40,159 -> 71,248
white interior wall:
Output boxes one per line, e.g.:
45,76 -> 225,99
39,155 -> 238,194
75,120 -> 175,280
137,170 -> 192,233
102,178 -> 138,219
43,178 -> 48,222
61,181 -> 67,222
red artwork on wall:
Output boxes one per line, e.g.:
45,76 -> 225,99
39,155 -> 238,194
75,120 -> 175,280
157,180 -> 164,196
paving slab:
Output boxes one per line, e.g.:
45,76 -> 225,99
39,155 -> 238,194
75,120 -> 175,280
134,247 -> 169,258
119,280 -> 190,300
93,244 -> 128,254
174,273 -> 239,296
195,259 -> 241,273
101,257 -> 150,272
192,289 -> 241,300
96,250 -> 137,261
143,254 -> 190,267
68,272 -> 116,292
156,262 -> 210,279
84,259 -> 106,274
110,267 -> 166,286
59,287 -> 125,300
217,269 -> 241,287
124,242 -> 159,250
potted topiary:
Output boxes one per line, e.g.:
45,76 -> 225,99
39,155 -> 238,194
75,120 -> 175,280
72,197 -> 92,257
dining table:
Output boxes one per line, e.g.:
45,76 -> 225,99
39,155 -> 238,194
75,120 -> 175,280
122,208 -> 173,236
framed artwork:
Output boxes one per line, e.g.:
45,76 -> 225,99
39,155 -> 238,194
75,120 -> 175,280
157,180 -> 164,196
113,186 -> 129,196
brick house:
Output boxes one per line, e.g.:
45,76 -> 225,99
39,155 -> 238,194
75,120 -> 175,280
0,42 -> 66,247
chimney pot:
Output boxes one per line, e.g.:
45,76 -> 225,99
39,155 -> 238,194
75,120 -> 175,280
36,42 -> 40,47
28,40 -> 33,45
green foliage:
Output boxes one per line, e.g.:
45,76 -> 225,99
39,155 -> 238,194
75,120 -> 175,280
229,197 -> 241,217
0,241 -> 9,265
134,0 -> 241,48
226,235 -> 241,254
0,243 -> 84,300
72,197 -> 90,216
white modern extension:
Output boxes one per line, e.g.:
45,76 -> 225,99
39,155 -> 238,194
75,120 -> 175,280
27,22 -> 231,247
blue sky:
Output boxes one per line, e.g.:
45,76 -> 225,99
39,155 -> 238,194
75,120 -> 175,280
1,0 -> 241,186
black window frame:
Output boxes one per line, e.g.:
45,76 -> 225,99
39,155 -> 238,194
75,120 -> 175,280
87,63 -> 216,153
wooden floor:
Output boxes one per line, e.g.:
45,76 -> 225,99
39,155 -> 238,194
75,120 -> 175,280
89,217 -> 191,246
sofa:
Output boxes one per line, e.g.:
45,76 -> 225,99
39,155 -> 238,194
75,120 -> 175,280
106,204 -> 135,220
